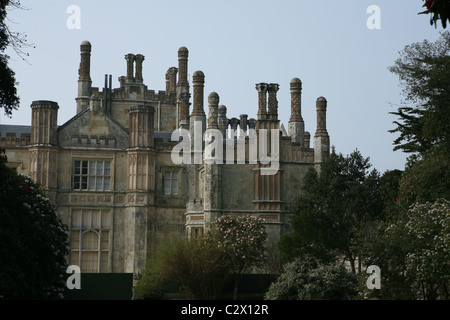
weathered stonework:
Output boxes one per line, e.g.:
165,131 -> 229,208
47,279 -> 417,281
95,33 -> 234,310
0,41 -> 331,277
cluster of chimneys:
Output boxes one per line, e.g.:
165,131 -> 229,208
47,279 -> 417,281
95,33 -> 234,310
76,41 -> 328,148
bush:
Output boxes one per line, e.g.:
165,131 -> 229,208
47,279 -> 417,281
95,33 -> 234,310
136,237 -> 229,300
265,255 -> 357,300
0,148 -> 69,299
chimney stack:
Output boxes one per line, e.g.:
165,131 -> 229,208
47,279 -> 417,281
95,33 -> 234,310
77,40 -> 92,113
256,83 -> 268,120
125,53 -> 135,82
135,54 -> 145,83
267,83 -> 279,120
288,78 -> 305,145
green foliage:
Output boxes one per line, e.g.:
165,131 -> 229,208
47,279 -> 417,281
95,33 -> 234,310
397,147 -> 450,210
207,215 -> 268,275
378,169 -> 403,217
419,0 -> 450,29
206,215 -> 268,300
136,215 -> 268,300
279,149 -> 382,273
136,237 -> 229,300
0,0 -> 25,117
265,255 -> 357,300
365,199 -> 450,300
0,149 -> 69,299
388,31 -> 450,154
404,199 -> 450,299
134,256 -> 166,300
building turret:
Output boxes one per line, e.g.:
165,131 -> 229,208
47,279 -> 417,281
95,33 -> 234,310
288,78 -> 305,146
76,40 -> 92,113
128,105 -> 155,149
127,104 -> 155,189
29,100 -> 59,189
31,100 -> 59,146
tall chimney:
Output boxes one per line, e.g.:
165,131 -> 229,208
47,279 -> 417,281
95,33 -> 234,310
191,70 -> 205,116
177,47 -> 189,87
166,67 -> 178,94
77,40 -> 92,113
315,97 -> 328,137
125,53 -> 135,82
288,78 -> 305,145
135,54 -> 145,83
177,47 -> 190,125
314,97 -> 330,170
207,92 -> 219,129
267,83 -> 279,120
256,83 -> 268,120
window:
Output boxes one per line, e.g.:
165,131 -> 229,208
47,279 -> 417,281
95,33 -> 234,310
70,209 -> 111,273
73,160 -> 111,191
191,227 -> 204,239
163,171 -> 178,195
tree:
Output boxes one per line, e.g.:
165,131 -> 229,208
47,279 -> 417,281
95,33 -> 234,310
365,199 -> 449,300
264,255 -> 357,300
0,148 -> 69,299
396,147 -> 450,209
419,0 -> 450,29
206,215 -> 268,300
405,199 -> 449,299
1,0 -> 32,117
388,31 -> 450,154
279,149 -> 382,274
136,237 -> 229,300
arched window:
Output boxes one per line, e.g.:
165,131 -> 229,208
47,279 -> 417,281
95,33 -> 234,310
70,209 -> 111,273
81,230 -> 99,273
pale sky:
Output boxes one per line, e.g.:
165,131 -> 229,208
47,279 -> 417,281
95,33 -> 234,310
1,0 -> 445,173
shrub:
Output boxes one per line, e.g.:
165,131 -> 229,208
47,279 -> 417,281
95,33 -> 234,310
265,255 -> 357,300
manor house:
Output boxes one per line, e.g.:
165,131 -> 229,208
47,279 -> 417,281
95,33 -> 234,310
0,41 -> 330,276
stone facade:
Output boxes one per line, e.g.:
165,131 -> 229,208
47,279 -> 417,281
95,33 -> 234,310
0,41 -> 330,277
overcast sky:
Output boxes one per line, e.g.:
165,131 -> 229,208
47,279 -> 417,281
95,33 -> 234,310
1,0 -> 445,173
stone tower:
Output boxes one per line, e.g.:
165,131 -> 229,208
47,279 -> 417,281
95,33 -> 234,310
29,100 -> 59,190
127,105 -> 155,190
125,104 -> 155,274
